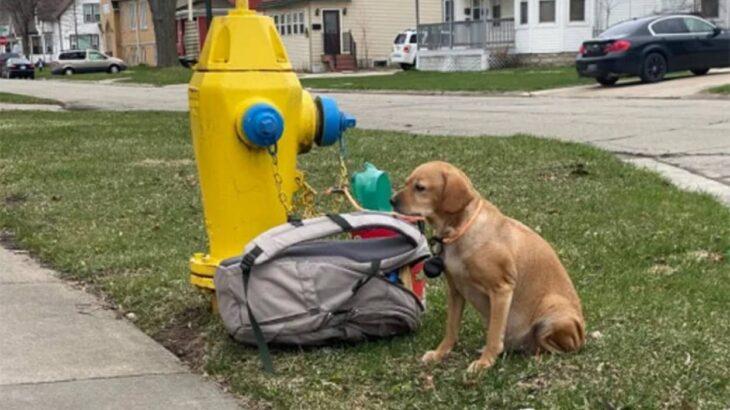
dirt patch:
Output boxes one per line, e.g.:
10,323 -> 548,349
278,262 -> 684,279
153,306 -> 208,370
134,158 -> 194,168
4,192 -> 28,206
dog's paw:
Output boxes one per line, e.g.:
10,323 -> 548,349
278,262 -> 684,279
421,350 -> 445,364
466,357 -> 496,374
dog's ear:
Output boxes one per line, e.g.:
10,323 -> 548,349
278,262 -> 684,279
439,170 -> 473,214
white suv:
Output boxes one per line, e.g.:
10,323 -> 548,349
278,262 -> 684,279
390,30 -> 418,70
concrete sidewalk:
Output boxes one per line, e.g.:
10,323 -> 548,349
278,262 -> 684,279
0,246 -> 241,410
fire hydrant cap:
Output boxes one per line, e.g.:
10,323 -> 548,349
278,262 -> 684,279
316,96 -> 357,146
242,104 -> 285,147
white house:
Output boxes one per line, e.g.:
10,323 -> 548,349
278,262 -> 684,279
417,0 -> 729,70
30,0 -> 104,62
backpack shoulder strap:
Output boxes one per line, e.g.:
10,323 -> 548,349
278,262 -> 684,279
238,212 -> 424,269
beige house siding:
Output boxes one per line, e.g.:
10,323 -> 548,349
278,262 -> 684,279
263,9 -> 312,71
119,0 -> 157,65
263,0 -> 442,71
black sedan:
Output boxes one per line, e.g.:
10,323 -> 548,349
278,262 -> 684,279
576,15 -> 730,86
1,56 -> 35,79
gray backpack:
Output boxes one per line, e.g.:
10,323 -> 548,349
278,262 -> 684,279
214,212 -> 431,372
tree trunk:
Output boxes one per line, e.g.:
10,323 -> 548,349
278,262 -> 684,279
148,0 -> 178,67
21,21 -> 30,56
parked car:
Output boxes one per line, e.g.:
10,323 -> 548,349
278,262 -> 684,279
576,14 -> 730,86
0,52 -> 21,75
51,49 -> 127,75
1,56 -> 34,79
390,29 -> 419,70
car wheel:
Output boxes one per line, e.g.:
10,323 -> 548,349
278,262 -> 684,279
691,68 -> 710,76
640,53 -> 667,83
109,65 -> 120,74
64,67 -> 74,76
596,76 -> 619,86
400,63 -> 415,71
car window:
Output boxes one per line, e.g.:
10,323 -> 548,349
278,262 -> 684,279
684,17 -> 714,33
394,34 -> 406,44
59,53 -> 72,60
598,18 -> 647,38
74,51 -> 86,59
409,34 -> 418,44
8,58 -> 31,64
89,51 -> 107,61
651,18 -> 689,35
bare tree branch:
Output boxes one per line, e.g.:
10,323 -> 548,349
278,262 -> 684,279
0,0 -> 41,56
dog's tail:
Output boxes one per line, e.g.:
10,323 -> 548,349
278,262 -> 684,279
532,296 -> 585,354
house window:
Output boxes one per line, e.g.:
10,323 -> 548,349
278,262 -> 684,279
299,12 -> 305,33
293,13 -> 299,34
44,33 -> 53,53
701,0 -> 719,18
444,0 -> 453,22
539,0 -> 556,22
83,3 -> 101,23
31,35 -> 42,55
286,13 -> 292,35
129,2 -> 137,30
139,0 -> 148,30
70,34 -> 100,50
520,0 -> 528,24
492,4 -> 501,19
570,0 -> 585,21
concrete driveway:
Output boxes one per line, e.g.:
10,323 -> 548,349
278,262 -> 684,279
1,77 -> 728,204
536,68 -> 730,99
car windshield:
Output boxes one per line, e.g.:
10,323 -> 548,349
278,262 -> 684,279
394,34 -> 407,44
598,18 -> 648,38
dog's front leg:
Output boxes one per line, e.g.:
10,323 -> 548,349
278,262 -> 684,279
467,285 -> 513,373
422,276 -> 465,364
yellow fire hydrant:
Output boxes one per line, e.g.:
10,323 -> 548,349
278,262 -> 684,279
188,0 -> 356,290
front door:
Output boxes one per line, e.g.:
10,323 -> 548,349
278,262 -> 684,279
323,10 -> 341,55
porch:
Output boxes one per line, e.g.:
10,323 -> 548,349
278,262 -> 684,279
416,18 -> 516,71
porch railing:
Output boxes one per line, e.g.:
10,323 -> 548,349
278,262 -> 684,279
418,18 -> 515,50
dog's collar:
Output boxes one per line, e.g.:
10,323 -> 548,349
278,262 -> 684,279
439,200 -> 484,245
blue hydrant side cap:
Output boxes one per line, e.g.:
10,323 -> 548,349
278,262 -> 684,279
242,103 -> 285,148
316,96 -> 357,146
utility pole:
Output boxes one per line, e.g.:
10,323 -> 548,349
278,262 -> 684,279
73,0 -> 78,47
205,0 -> 212,24
415,0 -> 420,47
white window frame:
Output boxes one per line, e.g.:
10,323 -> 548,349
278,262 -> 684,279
538,0 -> 557,24
129,2 -> 137,30
568,0 -> 586,23
701,0 -> 720,18
83,3 -> 100,24
139,0 -> 148,30
519,0 -> 528,25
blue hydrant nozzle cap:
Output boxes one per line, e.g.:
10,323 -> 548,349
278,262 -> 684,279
242,103 -> 285,148
341,113 -> 357,131
315,95 -> 357,146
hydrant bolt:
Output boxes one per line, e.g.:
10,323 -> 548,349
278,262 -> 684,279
242,103 -> 285,148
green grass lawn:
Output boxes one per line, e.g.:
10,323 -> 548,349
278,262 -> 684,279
301,67 -> 593,93
35,65 -> 192,86
707,84 -> 730,94
1,111 -> 729,409
0,92 -> 61,105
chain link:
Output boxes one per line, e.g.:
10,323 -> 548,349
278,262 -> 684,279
267,135 -> 352,219
268,145 -> 294,217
